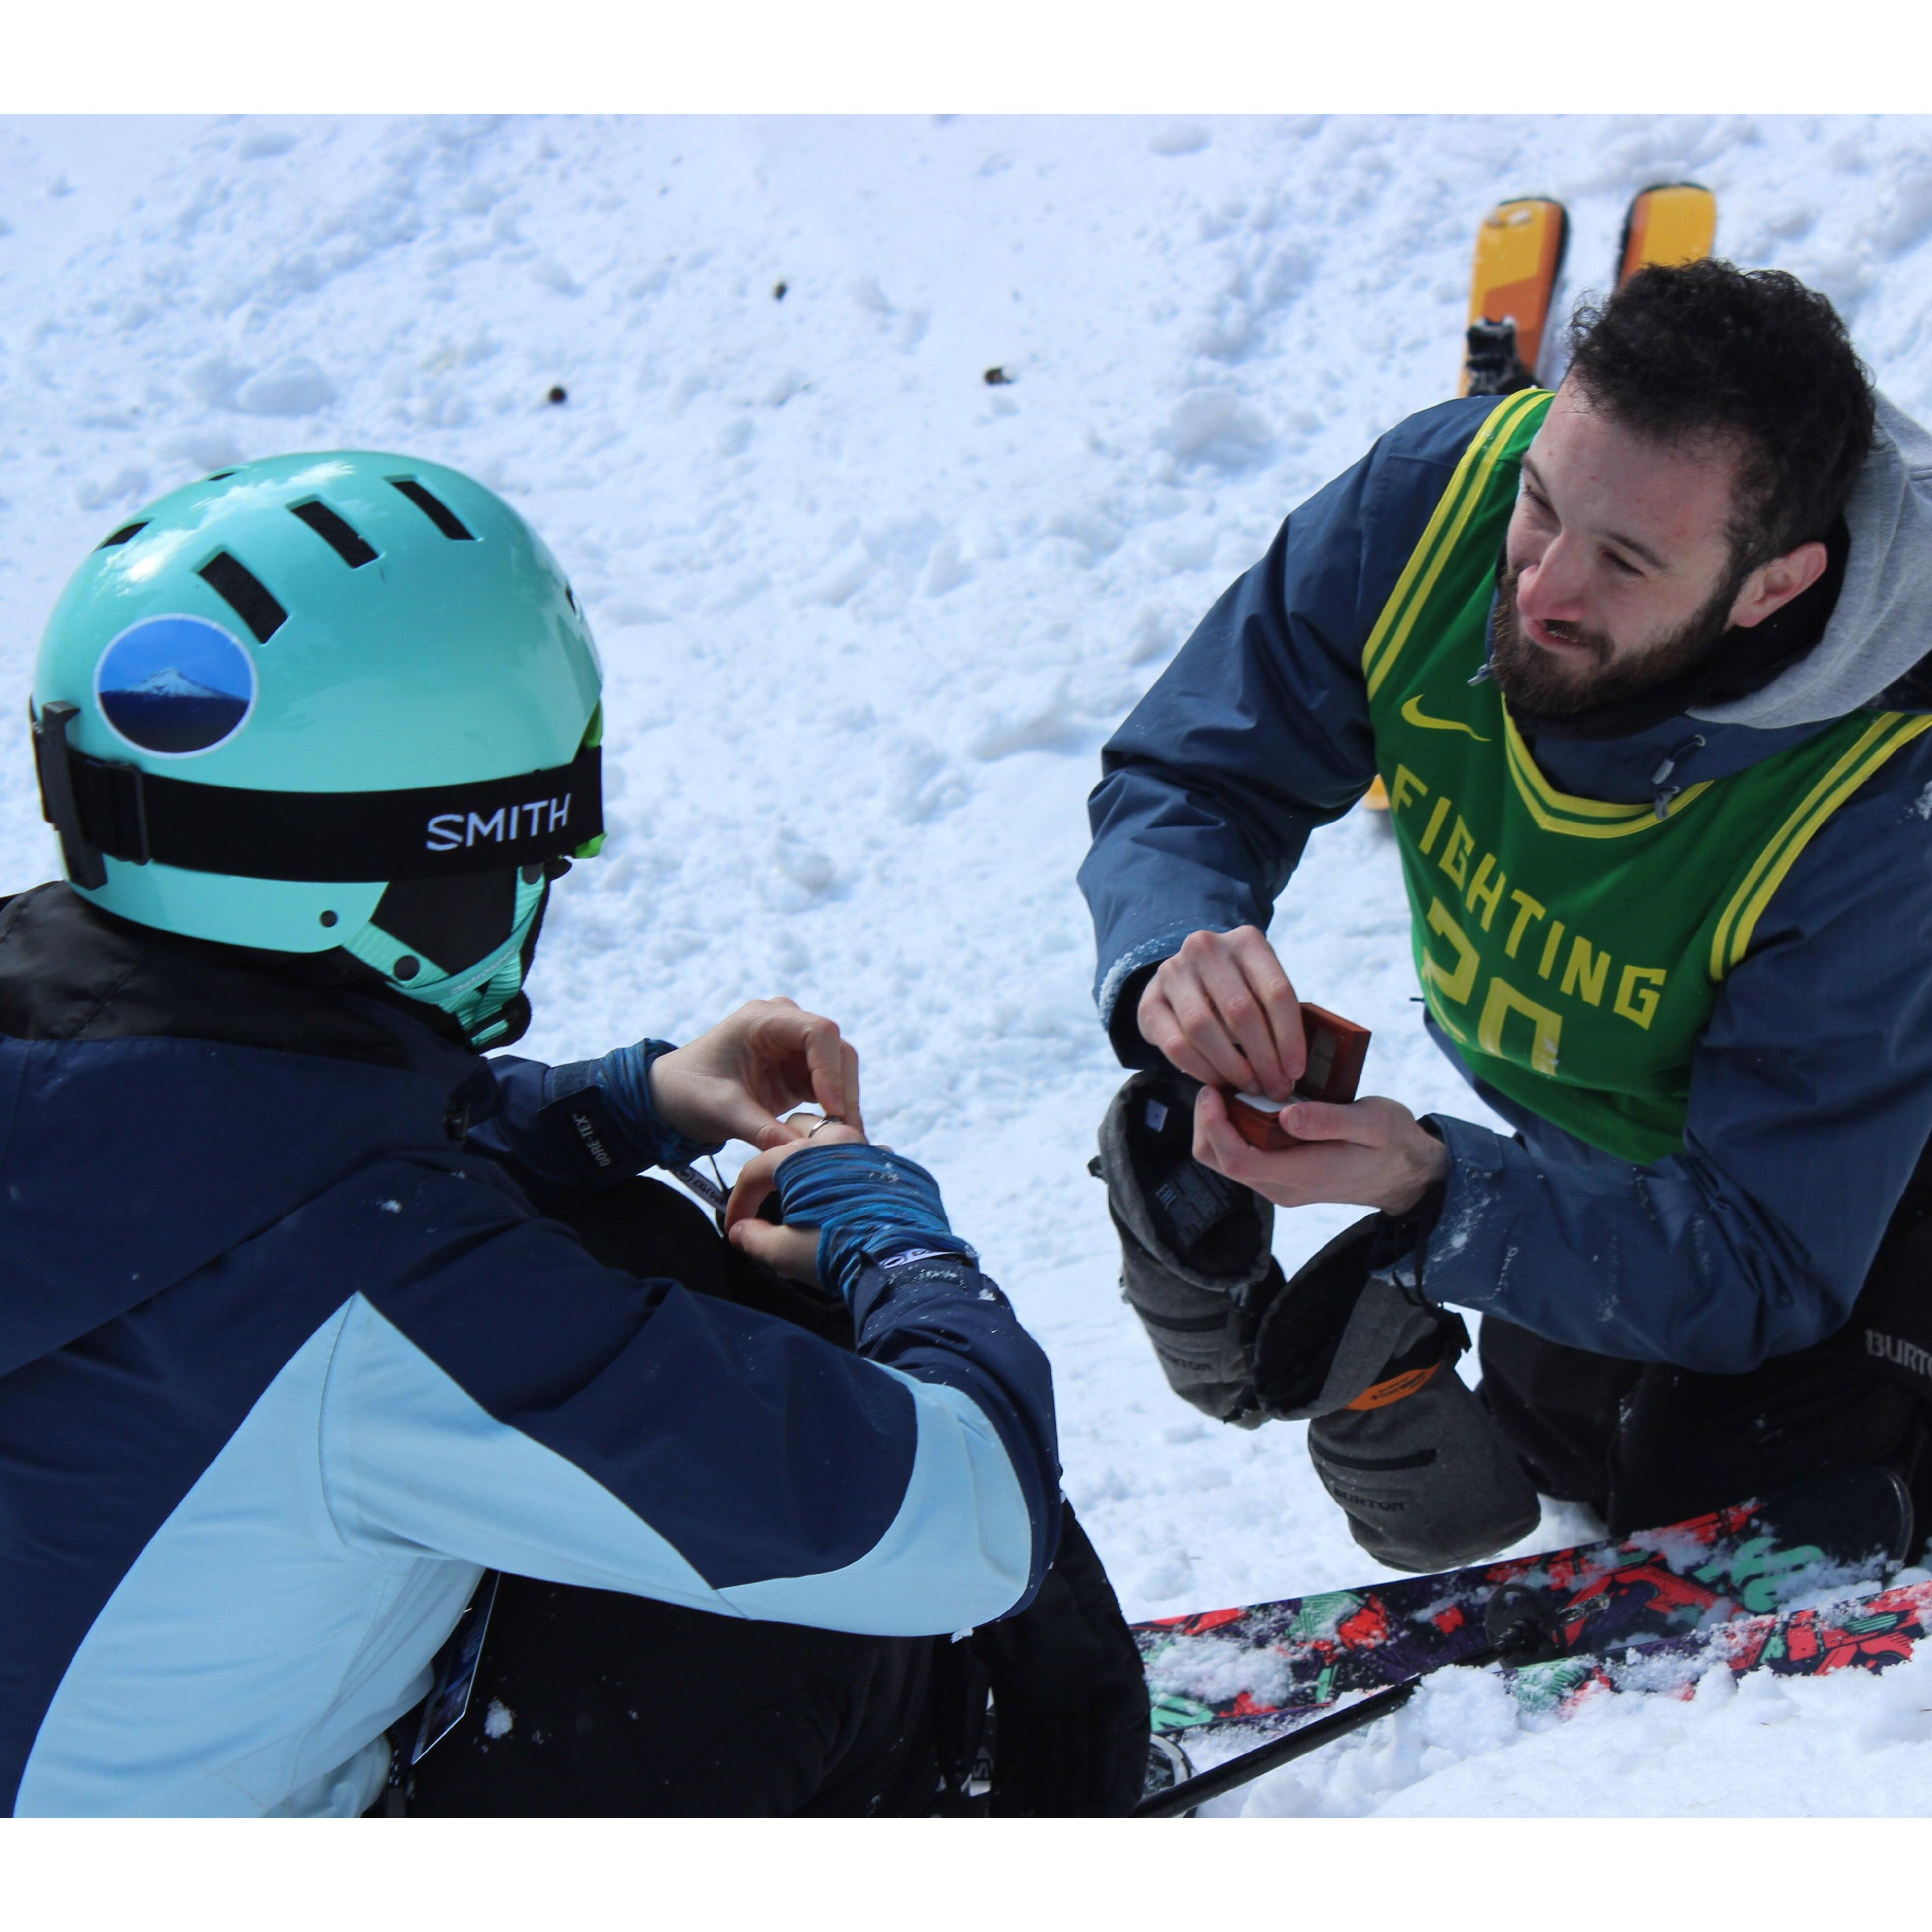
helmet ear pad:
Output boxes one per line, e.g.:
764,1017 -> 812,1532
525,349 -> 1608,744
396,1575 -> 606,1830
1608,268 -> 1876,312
370,869 -> 520,975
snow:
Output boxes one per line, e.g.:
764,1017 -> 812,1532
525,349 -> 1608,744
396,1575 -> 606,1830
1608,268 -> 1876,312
6,111 -> 1932,1816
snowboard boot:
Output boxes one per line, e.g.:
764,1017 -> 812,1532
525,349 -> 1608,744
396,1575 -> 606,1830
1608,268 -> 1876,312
1250,1214 -> 1541,1571
1092,1065 -> 1282,1425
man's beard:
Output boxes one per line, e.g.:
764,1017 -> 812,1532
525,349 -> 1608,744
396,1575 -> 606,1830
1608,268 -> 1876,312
1489,563 -> 1741,717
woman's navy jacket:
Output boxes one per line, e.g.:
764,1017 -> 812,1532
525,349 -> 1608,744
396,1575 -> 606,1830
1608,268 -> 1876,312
0,885 -> 1057,1815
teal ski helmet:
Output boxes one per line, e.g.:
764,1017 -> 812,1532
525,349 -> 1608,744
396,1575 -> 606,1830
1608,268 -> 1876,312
31,452 -> 604,1046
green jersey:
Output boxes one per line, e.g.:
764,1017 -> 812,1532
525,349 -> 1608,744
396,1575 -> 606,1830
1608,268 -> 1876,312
1366,389 -> 1932,1165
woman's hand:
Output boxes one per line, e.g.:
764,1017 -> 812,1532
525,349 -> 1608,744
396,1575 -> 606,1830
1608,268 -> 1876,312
723,1122 -> 870,1283
1192,1084 -> 1448,1215
647,998 -> 863,1152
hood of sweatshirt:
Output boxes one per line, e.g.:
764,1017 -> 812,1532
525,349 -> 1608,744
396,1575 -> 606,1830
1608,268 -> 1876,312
1693,393 -> 1932,731
1515,392 -> 1932,807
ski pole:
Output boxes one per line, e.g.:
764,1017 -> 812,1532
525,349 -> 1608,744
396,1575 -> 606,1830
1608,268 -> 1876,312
1133,1678 -> 1420,1818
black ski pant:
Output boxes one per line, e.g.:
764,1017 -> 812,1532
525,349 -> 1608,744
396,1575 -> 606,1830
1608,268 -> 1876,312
397,1177 -> 942,1817
1477,1314 -> 1932,1538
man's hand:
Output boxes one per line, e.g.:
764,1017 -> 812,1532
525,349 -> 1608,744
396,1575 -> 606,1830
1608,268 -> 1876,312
723,1123 -> 870,1283
1193,1084 -> 1448,1215
647,998 -> 862,1154
1138,926 -> 1304,1102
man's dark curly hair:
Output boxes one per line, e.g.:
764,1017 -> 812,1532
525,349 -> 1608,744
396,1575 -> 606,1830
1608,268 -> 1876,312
1564,259 -> 1875,571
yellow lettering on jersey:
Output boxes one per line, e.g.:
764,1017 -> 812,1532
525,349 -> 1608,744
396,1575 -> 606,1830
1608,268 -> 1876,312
1614,964 -> 1668,1031
1538,919 -> 1567,980
1560,934 -> 1610,1007
1419,795 -> 1452,856
1392,765 -> 1430,814
1503,889 -> 1546,960
1466,852 -> 1506,932
1479,976 -> 1563,1076
1421,896 -> 1480,1005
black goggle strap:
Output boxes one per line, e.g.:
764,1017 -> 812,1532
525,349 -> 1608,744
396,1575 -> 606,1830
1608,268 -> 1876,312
31,701 -> 604,886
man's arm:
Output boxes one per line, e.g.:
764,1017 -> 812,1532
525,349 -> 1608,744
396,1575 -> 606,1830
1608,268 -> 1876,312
1408,745 -> 1932,1371
1079,398 -> 1494,1065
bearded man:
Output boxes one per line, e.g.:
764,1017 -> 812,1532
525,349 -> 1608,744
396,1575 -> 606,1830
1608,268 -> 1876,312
1081,259 -> 1932,1568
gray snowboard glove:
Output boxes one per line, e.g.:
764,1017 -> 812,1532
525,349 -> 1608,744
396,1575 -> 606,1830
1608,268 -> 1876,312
1249,1212 -> 1540,1573
1093,1066 -> 1279,1426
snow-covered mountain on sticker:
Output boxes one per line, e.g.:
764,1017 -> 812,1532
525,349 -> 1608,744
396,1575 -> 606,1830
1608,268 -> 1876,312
100,663 -> 251,754
96,613 -> 255,755
122,668 -> 228,701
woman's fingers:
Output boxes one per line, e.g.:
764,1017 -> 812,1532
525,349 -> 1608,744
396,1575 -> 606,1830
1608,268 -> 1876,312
838,1039 -> 864,1137
727,1217 -> 822,1284
723,1123 -> 868,1231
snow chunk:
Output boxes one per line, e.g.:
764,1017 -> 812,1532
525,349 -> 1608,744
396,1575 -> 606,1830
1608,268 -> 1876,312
482,1700 -> 515,1739
1157,389 -> 1272,472
235,356 -> 335,417
1150,124 -> 1210,157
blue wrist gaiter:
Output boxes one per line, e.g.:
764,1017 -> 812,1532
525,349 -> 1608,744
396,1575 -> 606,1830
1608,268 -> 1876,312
590,1038 -> 726,1170
772,1143 -> 978,1304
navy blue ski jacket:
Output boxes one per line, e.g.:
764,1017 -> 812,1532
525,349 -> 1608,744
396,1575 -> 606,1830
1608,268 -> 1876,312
0,885 -> 1059,1816
1081,394 -> 1932,1376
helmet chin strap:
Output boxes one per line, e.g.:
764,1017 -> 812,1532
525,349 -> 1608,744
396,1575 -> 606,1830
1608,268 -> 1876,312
344,871 -> 550,1051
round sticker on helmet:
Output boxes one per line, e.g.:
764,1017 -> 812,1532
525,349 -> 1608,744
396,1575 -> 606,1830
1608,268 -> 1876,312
95,614 -> 257,757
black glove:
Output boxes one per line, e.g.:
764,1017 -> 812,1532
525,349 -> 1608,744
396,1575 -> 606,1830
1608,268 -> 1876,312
1247,1207 -> 1540,1572
969,1500 -> 1150,1816
1093,1065 -> 1281,1424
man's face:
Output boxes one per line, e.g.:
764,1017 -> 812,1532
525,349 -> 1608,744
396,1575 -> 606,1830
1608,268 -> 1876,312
1492,378 -> 1806,716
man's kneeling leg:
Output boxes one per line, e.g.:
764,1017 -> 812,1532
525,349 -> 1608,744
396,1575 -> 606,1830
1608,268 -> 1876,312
1479,1313 -> 1931,1537
1611,1345 -> 1928,1537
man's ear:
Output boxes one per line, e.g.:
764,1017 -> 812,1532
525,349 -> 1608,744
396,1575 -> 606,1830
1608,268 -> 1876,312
1730,539 -> 1829,631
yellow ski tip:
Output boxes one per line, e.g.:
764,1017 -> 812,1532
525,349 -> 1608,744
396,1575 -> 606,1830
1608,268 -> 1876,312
1460,197 -> 1568,398
1618,183 -> 1717,285
1362,774 -> 1391,812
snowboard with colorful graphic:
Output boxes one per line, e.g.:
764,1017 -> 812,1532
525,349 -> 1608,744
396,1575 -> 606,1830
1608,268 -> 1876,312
1135,1466 -> 1912,1753
1509,1570 -> 1932,1717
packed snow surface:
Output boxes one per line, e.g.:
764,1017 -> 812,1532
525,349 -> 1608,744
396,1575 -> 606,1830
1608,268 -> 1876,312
6,112 -> 1932,1816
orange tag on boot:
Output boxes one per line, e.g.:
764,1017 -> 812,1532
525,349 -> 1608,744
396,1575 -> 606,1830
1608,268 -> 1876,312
1344,1361 -> 1441,1411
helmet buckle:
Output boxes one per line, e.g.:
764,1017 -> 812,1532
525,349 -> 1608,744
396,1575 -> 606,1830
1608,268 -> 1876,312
31,702 -> 154,888
32,702 -> 108,889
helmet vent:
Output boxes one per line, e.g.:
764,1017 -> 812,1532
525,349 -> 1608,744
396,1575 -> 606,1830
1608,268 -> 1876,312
97,521 -> 148,549
389,478 -> 475,542
198,551 -> 288,643
290,499 -> 378,568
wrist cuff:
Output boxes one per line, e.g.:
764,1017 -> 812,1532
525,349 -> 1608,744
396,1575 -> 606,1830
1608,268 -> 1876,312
577,1039 -> 727,1172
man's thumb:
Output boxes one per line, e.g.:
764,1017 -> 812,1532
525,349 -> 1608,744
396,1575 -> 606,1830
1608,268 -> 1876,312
1281,1099 -> 1360,1144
